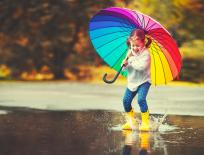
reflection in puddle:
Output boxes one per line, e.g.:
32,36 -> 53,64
0,110 -> 9,115
121,130 -> 169,155
0,108 -> 203,155
122,131 -> 151,155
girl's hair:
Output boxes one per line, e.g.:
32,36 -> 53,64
146,37 -> 152,48
126,29 -> 152,48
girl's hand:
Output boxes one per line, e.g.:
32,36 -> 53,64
126,50 -> 134,59
128,51 -> 134,57
122,59 -> 128,67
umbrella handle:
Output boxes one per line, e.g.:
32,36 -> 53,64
103,65 -> 124,84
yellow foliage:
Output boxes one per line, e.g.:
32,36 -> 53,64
180,40 -> 204,59
0,64 -> 11,78
20,66 -> 54,81
76,65 -> 127,85
64,69 -> 77,81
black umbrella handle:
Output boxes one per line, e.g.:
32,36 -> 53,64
103,65 -> 124,84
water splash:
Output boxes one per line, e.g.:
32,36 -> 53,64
150,114 -> 168,132
150,114 -> 180,133
110,113 -> 179,133
110,124 -> 124,131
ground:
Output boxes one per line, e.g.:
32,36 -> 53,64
0,81 -> 204,155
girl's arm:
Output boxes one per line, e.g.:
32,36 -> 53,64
122,49 -> 134,67
128,50 -> 150,70
125,49 -> 132,60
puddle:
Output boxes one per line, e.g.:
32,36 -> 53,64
0,108 -> 203,155
0,110 -> 9,115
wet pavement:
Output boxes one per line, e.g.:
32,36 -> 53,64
0,109 -> 203,155
0,82 -> 204,116
0,82 -> 204,154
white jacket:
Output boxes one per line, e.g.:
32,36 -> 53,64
125,48 -> 151,91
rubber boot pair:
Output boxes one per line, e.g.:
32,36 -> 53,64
122,108 -> 137,130
139,111 -> 150,131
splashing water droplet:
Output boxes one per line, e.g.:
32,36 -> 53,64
150,114 -> 180,133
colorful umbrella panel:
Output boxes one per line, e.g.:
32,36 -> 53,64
89,7 -> 182,85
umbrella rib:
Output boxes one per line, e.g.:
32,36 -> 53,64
133,12 -> 143,28
117,16 -> 136,31
150,47 -> 157,86
91,30 -> 131,40
149,30 -> 179,60
151,44 -> 167,84
96,34 -> 128,50
116,13 -> 136,29
150,32 -> 171,40
108,13 -> 136,35
91,20 -> 131,26
149,30 -> 180,66
91,18 -> 135,28
144,17 -> 150,30
111,48 -> 128,68
128,11 -> 141,28
155,40 -> 179,78
90,20 -> 132,30
141,14 -> 145,29
146,23 -> 157,31
151,35 -> 180,69
129,10 -> 142,27
150,31 -> 167,37
159,39 -> 179,61
156,43 -> 176,80
103,41 -> 126,60
152,35 -> 175,50
101,9 -> 139,28
90,25 -> 133,31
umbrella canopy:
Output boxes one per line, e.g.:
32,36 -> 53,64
89,7 -> 182,85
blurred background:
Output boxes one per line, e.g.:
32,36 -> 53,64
0,0 -> 203,83
0,2 -> 204,154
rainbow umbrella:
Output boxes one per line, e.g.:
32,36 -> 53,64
89,7 -> 182,85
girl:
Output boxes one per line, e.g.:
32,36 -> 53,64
122,29 -> 152,131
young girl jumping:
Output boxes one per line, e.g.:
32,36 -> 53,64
122,29 -> 152,131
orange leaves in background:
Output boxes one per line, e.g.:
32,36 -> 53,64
64,65 -> 126,84
20,66 -> 54,81
16,36 -> 29,47
74,31 -> 89,55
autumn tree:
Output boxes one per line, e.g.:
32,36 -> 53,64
0,0 -> 114,78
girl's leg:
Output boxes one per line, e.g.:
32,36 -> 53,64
137,82 -> 151,131
137,82 -> 151,113
123,88 -> 137,112
122,88 -> 137,130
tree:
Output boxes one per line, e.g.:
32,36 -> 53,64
0,0 -> 115,79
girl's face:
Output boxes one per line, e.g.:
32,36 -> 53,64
130,36 -> 145,52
